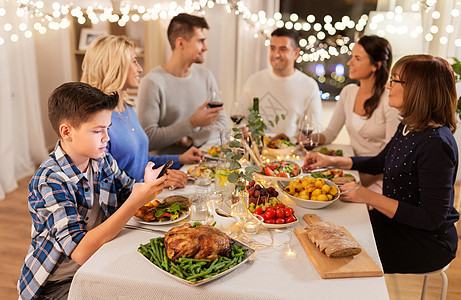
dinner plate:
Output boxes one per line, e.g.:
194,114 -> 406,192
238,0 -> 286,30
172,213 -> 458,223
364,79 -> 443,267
132,209 -> 190,226
138,237 -> 255,286
308,169 -> 358,184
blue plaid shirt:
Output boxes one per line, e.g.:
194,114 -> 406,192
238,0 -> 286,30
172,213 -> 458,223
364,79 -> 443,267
18,142 -> 135,299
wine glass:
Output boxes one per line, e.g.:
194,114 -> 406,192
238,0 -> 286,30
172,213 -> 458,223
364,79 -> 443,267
230,100 -> 244,125
298,116 -> 320,154
208,90 -> 224,109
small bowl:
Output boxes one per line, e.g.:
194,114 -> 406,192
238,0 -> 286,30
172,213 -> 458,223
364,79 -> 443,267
195,176 -> 212,186
277,178 -> 340,209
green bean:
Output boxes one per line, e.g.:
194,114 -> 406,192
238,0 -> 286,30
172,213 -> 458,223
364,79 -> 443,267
177,257 -> 210,263
186,268 -> 213,280
212,262 -> 226,271
170,262 -> 185,278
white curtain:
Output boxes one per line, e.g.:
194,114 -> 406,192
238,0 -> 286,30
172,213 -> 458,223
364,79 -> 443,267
0,0 -> 48,200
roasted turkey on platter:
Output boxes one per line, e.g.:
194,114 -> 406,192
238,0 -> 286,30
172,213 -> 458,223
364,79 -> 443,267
164,223 -> 232,262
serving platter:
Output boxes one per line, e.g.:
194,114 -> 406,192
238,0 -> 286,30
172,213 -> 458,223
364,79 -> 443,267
138,238 -> 256,286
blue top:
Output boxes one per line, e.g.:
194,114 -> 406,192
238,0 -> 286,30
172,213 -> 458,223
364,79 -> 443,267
352,123 -> 459,272
108,104 -> 180,182
18,142 -> 135,299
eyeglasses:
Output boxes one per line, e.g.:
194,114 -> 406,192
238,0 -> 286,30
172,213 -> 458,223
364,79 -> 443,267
389,79 -> 406,87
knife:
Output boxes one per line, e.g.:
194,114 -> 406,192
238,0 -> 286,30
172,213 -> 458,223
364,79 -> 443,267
124,224 -> 168,234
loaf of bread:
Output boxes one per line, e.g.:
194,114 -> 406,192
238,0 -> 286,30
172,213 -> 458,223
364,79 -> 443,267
304,221 -> 362,257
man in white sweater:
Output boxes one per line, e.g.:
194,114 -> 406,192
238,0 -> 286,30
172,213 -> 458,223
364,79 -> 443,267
241,28 -> 322,140
137,13 -> 228,154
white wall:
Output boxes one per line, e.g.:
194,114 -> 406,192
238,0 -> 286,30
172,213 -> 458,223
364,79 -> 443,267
34,28 -> 73,150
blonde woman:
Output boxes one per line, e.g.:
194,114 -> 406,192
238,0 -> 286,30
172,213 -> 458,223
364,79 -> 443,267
81,35 -> 202,186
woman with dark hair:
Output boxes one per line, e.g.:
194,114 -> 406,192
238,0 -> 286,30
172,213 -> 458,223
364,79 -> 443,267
317,35 -> 400,190
304,55 -> 459,273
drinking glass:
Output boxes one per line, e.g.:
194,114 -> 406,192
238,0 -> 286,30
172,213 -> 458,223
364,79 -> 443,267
298,116 -> 320,153
208,90 -> 224,109
190,187 -> 210,224
230,100 -> 244,125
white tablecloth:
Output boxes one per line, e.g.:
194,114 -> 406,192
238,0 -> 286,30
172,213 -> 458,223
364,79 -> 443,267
68,145 -> 389,300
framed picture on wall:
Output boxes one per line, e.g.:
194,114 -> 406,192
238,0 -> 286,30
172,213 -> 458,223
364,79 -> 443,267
78,28 -> 107,50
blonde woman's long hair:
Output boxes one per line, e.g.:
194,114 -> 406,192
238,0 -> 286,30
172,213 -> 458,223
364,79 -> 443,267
81,35 -> 134,105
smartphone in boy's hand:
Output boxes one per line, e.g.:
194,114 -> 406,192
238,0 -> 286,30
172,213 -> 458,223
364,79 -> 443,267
156,159 -> 174,179
143,160 -> 172,183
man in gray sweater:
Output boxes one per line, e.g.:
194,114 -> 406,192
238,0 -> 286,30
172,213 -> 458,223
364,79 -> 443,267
137,13 -> 228,155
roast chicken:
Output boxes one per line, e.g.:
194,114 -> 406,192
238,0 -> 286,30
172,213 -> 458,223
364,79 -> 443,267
164,223 -> 232,261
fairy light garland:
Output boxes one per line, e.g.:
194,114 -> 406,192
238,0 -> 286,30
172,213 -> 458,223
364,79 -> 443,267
0,0 -> 460,55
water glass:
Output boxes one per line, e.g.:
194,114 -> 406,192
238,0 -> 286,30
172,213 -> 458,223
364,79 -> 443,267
190,188 -> 210,224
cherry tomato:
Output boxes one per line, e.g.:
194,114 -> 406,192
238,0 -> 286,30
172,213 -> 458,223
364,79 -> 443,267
275,172 -> 289,178
275,218 -> 286,224
284,207 -> 294,217
332,169 -> 343,177
280,161 -> 288,167
265,206 -> 276,212
286,215 -> 297,223
254,207 -> 263,215
265,218 -> 276,224
267,164 -> 279,170
291,166 -> 299,176
264,166 -> 275,176
276,208 -> 285,219
275,203 -> 286,210
265,210 -> 276,220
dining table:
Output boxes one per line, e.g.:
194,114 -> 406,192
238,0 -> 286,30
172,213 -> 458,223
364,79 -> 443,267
68,144 -> 390,300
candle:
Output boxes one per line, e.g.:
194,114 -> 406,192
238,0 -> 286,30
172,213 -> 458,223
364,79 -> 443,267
242,215 -> 263,234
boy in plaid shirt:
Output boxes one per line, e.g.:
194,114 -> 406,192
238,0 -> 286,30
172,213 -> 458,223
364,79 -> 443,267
18,82 -> 166,299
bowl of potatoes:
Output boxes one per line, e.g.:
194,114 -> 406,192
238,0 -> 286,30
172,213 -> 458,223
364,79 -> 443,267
277,176 -> 340,209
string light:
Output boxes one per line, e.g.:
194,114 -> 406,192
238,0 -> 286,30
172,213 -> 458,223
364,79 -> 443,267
0,0 -> 459,53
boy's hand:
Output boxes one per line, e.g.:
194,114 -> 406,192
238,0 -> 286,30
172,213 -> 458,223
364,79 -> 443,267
131,177 -> 166,208
144,162 -> 163,183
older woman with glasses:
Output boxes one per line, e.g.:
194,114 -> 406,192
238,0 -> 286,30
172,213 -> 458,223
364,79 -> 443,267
303,54 -> 459,273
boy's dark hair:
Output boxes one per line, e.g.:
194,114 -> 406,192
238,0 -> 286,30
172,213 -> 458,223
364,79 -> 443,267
48,82 -> 119,137
167,13 -> 209,50
271,28 -> 300,49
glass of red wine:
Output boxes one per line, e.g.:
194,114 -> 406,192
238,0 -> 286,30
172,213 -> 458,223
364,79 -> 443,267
208,91 -> 224,109
230,100 -> 244,125
298,117 -> 320,153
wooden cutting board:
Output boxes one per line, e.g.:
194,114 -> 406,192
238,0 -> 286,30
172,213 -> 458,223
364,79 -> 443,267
293,214 -> 383,279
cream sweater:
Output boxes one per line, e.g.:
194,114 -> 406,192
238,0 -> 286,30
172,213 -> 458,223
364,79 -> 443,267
241,68 -> 323,140
322,84 -> 400,156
